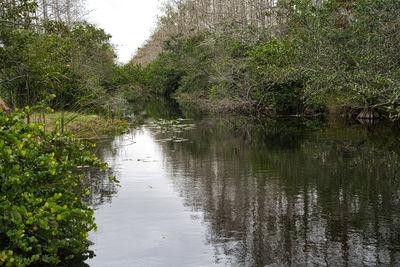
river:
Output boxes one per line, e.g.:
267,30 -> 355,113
85,101 -> 400,266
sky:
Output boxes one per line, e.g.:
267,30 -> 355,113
85,0 -> 162,63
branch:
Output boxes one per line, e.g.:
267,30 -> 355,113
0,20 -> 43,29
0,20 -> 29,27
0,75 -> 26,84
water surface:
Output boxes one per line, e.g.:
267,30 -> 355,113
86,108 -> 400,266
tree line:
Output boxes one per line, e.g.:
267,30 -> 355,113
130,0 -> 400,119
0,0 -> 129,116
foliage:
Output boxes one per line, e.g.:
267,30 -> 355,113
0,1 -> 126,117
128,32 -> 214,97
132,0 -> 400,119
247,38 -> 305,114
0,2 -> 126,263
131,27 -> 308,115
280,0 -> 400,115
0,106 -> 109,266
142,53 -> 183,96
166,32 -> 215,95
209,25 -> 269,102
111,64 -> 147,102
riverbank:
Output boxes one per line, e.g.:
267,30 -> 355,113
177,93 -> 339,120
176,93 -> 396,122
177,93 -> 256,115
31,111 -> 128,139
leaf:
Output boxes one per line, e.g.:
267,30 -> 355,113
11,211 -> 22,225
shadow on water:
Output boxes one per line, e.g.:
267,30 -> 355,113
85,98 -> 400,266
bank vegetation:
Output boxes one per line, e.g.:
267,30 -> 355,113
129,0 -> 400,120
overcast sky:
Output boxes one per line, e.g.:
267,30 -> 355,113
85,0 -> 161,63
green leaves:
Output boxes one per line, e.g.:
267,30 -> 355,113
10,210 -> 22,225
279,0 -> 400,115
0,107 -> 110,266
1,1 -> 118,114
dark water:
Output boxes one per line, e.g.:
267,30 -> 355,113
85,102 -> 400,266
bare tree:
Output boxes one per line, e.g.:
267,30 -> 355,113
36,0 -> 87,24
131,0 -> 284,64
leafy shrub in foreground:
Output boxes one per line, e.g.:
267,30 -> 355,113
0,107 -> 107,266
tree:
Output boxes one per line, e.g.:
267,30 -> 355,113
36,0 -> 87,25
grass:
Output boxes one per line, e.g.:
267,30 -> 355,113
30,111 -> 128,139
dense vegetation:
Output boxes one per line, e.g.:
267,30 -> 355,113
0,1 -> 121,266
0,0 -> 127,116
130,0 -> 400,119
0,103 -> 112,266
1,0 -> 399,264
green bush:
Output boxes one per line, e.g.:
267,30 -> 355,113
137,32 -> 214,96
0,107 -> 108,266
1,1 -> 119,113
281,0 -> 400,115
142,54 -> 183,96
248,39 -> 306,114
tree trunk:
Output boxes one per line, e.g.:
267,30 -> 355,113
0,99 -> 10,115
42,0 -> 48,20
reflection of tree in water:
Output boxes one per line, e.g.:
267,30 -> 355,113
126,97 -> 184,123
81,136 -> 126,208
152,116 -> 400,266
81,168 -> 118,208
